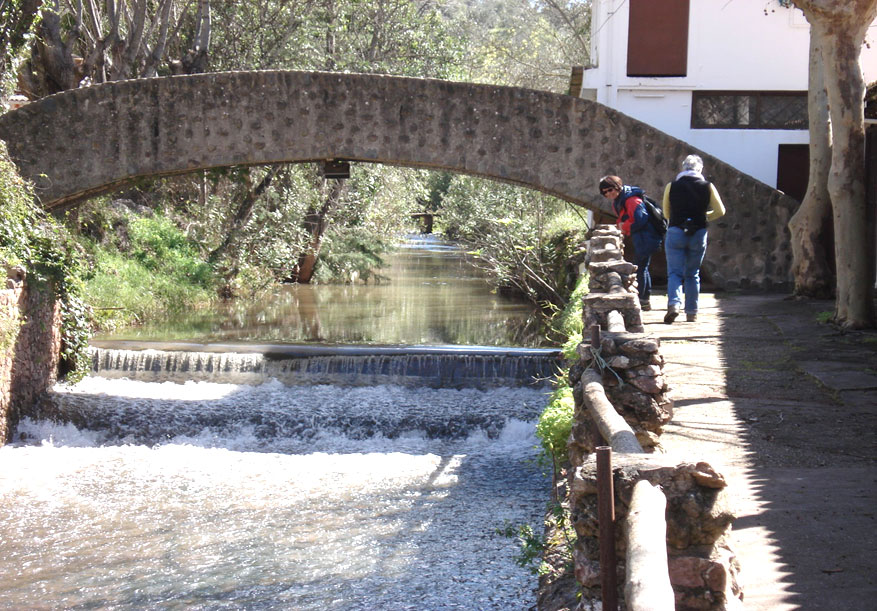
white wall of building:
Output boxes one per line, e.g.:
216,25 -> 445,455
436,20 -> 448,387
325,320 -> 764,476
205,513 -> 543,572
582,0 -> 877,187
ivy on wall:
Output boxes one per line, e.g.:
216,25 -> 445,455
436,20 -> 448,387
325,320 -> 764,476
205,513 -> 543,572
0,142 -> 91,382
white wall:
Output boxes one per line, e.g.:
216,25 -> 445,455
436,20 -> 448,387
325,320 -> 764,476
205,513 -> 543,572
583,0 -> 877,187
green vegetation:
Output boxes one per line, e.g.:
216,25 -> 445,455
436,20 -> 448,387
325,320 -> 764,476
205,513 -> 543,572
816,311 -> 834,324
503,272 -> 588,583
536,274 -> 588,467
0,142 -> 91,382
497,521 -> 550,576
75,207 -> 219,331
439,176 -> 589,309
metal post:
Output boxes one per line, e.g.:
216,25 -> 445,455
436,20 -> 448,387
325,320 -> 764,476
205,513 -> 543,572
590,323 -> 601,349
597,445 -> 618,611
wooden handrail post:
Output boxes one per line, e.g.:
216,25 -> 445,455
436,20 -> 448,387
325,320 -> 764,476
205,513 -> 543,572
597,446 -> 618,611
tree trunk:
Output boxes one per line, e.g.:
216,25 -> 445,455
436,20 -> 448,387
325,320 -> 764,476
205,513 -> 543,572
289,179 -> 346,284
789,32 -> 834,297
209,165 -> 280,264
17,10 -> 81,98
794,0 -> 877,328
822,21 -> 877,327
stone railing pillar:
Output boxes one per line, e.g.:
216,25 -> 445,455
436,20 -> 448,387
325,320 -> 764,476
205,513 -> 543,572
564,225 -> 742,610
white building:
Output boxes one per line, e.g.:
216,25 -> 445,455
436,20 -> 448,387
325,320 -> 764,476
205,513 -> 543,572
579,0 -> 877,198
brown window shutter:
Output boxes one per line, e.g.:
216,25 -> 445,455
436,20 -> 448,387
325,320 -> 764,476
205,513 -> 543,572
627,0 -> 690,77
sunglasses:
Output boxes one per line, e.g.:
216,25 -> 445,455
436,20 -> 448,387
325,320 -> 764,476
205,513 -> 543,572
600,187 -> 618,195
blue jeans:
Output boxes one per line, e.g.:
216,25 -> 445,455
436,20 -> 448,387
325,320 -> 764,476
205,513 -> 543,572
632,230 -> 662,302
665,226 -> 708,314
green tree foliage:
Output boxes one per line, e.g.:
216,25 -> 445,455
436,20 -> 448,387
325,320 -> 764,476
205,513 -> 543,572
446,0 -> 591,89
438,175 -> 587,308
0,0 -> 42,87
73,201 -> 218,329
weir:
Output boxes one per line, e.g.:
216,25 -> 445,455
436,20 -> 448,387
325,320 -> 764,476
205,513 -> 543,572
89,343 -> 563,389
2,236 -> 557,608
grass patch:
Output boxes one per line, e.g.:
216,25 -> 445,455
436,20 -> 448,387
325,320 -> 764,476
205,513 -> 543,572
81,214 -> 217,330
816,311 -> 834,324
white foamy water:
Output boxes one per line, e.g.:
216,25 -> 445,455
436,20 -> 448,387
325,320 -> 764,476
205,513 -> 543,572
0,377 -> 551,610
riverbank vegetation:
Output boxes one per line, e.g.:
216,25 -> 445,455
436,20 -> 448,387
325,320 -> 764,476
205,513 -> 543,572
0,142 -> 91,381
537,272 -> 588,473
501,272 -> 586,577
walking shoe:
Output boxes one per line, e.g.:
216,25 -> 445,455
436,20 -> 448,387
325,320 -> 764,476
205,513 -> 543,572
686,313 -> 697,322
664,306 -> 679,324
640,300 -> 651,311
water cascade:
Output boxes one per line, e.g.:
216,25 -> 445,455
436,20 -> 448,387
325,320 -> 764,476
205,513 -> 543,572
89,343 -> 563,389
0,237 -> 558,609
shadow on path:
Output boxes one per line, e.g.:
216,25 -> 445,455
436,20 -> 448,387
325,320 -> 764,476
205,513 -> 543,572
649,293 -> 877,611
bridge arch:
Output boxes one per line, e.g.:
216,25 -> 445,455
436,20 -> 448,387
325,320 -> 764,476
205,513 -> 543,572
0,70 -> 797,288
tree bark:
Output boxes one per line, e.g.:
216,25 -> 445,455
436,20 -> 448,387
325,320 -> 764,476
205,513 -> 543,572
793,0 -> 877,328
789,31 -> 834,297
18,1 -> 203,98
289,178 -> 346,284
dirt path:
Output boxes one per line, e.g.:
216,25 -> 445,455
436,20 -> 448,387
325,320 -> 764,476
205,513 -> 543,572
644,293 -> 877,610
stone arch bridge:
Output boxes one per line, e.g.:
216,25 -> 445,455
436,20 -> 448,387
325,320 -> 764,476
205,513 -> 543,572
0,70 -> 797,288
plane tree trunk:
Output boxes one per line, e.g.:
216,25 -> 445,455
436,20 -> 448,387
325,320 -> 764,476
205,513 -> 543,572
789,32 -> 834,297
792,0 -> 877,328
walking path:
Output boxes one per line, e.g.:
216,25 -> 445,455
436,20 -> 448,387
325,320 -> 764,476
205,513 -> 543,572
644,293 -> 877,610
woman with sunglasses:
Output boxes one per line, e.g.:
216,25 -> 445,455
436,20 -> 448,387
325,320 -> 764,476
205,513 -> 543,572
598,175 -> 663,311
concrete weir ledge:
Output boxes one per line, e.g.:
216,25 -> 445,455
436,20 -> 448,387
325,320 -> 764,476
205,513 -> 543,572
89,340 -> 562,359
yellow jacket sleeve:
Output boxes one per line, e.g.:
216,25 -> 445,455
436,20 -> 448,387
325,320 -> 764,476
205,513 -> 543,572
706,184 -> 726,221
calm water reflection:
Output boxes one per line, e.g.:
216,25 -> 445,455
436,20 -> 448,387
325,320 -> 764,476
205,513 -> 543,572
96,237 -> 552,347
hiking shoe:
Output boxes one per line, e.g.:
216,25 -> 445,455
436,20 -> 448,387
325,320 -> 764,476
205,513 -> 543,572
686,313 -> 697,322
640,300 -> 652,311
664,307 -> 679,324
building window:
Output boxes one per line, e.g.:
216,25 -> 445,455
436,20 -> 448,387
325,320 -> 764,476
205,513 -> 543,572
627,0 -> 689,77
692,91 -> 808,129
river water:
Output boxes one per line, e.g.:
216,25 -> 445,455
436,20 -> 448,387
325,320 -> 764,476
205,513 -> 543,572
94,236 -> 552,348
0,237 -> 554,610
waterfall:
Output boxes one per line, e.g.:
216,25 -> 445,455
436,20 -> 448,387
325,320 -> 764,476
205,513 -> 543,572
89,343 -> 563,389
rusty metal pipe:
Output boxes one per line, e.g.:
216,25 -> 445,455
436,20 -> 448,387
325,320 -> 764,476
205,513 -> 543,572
597,445 -> 618,611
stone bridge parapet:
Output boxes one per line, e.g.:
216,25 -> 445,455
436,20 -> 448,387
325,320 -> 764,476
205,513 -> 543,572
0,70 -> 799,288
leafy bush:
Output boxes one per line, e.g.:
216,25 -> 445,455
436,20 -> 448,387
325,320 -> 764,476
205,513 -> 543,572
536,381 -> 575,461
80,212 -> 217,329
128,215 -> 214,288
553,273 -> 588,361
535,273 -> 589,466
436,175 -> 587,308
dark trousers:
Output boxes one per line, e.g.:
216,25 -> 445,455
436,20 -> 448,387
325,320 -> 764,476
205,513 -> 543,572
632,230 -> 662,302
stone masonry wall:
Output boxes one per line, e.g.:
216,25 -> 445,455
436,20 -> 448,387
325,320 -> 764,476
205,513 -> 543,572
563,226 -> 743,610
0,267 -> 62,444
0,71 -> 799,290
